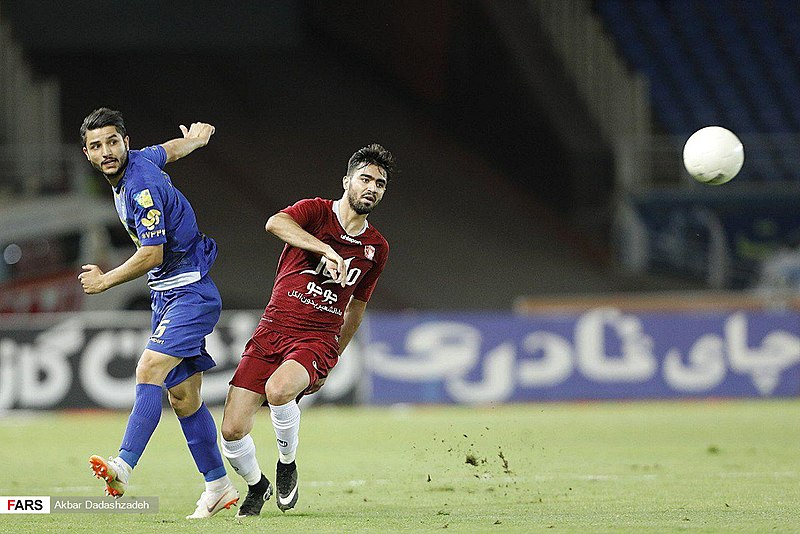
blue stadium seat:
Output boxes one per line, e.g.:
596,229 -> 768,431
594,0 -> 800,182
701,6 -> 786,132
740,1 -> 800,138
772,0 -> 800,61
703,1 -> 797,180
597,0 -> 693,132
631,1 -> 712,125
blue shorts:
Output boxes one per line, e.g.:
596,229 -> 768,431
147,274 -> 221,389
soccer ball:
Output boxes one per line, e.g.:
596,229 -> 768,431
682,126 -> 744,185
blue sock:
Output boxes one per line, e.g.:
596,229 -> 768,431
179,403 -> 226,482
118,383 -> 163,468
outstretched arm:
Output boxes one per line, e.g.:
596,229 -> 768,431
78,245 -> 163,294
161,122 -> 215,164
265,212 -> 348,286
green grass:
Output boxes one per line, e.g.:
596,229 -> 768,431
1,400 -> 799,532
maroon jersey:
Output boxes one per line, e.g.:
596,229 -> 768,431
261,197 -> 389,335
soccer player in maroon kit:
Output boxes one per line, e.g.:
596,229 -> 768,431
219,144 -> 395,517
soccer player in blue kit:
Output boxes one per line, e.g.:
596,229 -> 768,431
78,108 -> 238,518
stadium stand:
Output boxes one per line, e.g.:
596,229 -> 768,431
594,0 -> 800,183
0,16 -> 63,197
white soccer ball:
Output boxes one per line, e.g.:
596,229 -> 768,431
682,126 -> 744,185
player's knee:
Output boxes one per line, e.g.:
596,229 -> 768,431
135,351 -> 171,384
168,387 -> 202,417
168,395 -> 197,417
265,379 -> 299,406
220,419 -> 246,442
135,360 -> 160,384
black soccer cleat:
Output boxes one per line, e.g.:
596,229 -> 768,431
235,474 -> 273,518
275,460 -> 299,512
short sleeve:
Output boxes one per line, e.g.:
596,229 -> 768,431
130,183 -> 167,246
280,198 -> 327,230
353,244 -> 389,302
138,145 -> 168,170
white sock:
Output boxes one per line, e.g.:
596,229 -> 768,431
205,474 -> 232,493
269,401 -> 300,464
221,435 -> 263,486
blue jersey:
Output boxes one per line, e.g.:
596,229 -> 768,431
112,145 -> 217,290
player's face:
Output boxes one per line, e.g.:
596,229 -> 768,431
344,164 -> 387,215
82,126 -> 129,179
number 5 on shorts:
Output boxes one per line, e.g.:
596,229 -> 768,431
153,319 -> 171,338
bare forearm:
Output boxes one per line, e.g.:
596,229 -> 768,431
266,213 -> 334,257
161,137 -> 206,163
161,122 -> 215,163
103,246 -> 162,289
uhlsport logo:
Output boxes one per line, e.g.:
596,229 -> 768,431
1,497 -> 50,514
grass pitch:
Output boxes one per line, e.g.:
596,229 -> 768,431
1,400 -> 799,532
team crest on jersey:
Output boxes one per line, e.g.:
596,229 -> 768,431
133,189 -> 154,208
364,245 -> 375,260
140,208 -> 161,230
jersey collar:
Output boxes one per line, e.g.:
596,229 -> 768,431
332,200 -> 368,237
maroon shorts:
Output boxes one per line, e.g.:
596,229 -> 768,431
230,322 -> 339,396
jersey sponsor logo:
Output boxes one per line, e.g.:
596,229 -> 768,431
133,189 -> 154,208
141,229 -> 166,240
301,257 -> 363,287
340,234 -> 362,245
287,290 -> 343,316
364,245 -> 375,260
305,282 -> 338,304
140,209 -> 161,230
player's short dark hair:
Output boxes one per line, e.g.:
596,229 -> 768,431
80,107 -> 127,145
347,144 -> 397,182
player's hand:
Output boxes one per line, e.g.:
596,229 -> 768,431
323,250 -> 347,287
78,264 -> 108,294
178,122 -> 215,146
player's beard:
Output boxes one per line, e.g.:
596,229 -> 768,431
348,189 -> 378,215
95,152 -> 129,182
